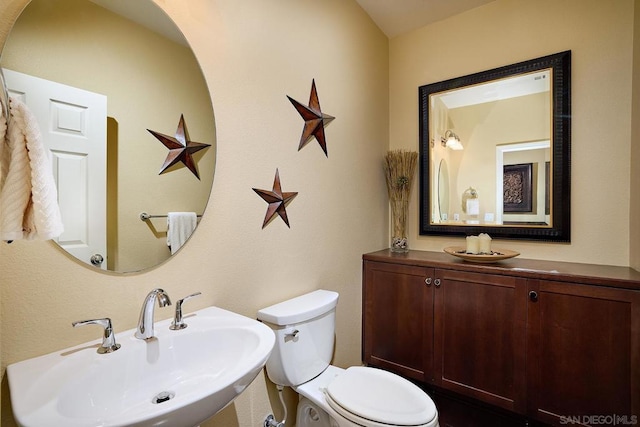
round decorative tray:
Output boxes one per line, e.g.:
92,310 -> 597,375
443,246 -> 520,263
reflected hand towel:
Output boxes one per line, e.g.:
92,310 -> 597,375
0,97 -> 63,241
167,212 -> 197,254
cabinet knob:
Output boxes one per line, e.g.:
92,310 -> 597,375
434,278 -> 441,287
529,290 -> 538,302
425,277 -> 432,286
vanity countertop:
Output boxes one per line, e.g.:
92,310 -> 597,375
363,249 -> 640,291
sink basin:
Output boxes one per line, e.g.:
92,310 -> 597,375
7,306 -> 275,427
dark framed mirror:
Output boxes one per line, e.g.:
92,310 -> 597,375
419,51 -> 570,241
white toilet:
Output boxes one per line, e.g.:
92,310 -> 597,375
257,289 -> 439,427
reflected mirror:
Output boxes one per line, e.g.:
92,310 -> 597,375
1,0 -> 216,272
419,51 -> 570,241
437,159 -> 449,221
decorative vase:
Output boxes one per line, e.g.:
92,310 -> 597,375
390,198 -> 409,253
384,150 -> 417,254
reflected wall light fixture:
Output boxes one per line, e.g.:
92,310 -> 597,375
441,130 -> 463,150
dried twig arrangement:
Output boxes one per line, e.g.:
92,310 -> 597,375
383,150 -> 418,251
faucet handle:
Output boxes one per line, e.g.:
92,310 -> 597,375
72,317 -> 121,354
170,292 -> 202,330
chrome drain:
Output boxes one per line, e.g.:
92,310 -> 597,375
152,391 -> 175,404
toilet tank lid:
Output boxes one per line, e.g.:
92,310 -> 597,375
257,290 -> 339,326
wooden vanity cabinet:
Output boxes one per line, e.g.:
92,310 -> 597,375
433,269 -> 528,413
362,250 -> 640,425
526,279 -> 640,425
363,260 -> 527,413
363,261 -> 434,382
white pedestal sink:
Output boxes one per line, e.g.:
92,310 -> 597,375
7,306 -> 275,427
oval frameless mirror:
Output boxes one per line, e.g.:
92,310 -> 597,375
419,51 -> 570,242
437,159 -> 449,222
1,0 -> 216,272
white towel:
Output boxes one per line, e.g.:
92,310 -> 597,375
0,97 -> 63,241
167,212 -> 197,254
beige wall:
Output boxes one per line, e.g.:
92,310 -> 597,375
632,0 -> 640,271
1,0 -> 639,425
391,0 -> 635,266
0,0 -> 389,425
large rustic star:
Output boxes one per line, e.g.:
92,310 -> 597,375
148,114 -> 210,180
287,79 -> 335,156
252,169 -> 298,228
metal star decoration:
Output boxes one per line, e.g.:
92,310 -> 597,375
287,79 -> 335,156
252,169 -> 298,228
148,114 -> 210,180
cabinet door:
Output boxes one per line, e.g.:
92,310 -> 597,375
527,279 -> 640,425
363,261 -> 434,382
434,269 -> 527,414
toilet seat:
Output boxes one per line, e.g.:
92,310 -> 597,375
325,366 -> 437,426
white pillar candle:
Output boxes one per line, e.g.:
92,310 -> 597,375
478,233 -> 492,254
466,235 -> 480,254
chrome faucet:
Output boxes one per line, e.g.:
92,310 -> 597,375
72,318 -> 121,354
170,292 -> 202,330
135,288 -> 172,340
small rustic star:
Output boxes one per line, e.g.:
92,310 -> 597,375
252,169 -> 298,228
148,114 -> 210,180
287,79 -> 335,156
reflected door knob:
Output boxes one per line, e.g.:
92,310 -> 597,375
90,254 -> 104,266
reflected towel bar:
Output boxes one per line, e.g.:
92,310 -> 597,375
139,212 -> 202,221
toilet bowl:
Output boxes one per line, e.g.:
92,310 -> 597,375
297,397 -> 334,427
257,290 -> 439,427
295,365 -> 438,427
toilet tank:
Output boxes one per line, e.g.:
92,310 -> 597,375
257,290 -> 339,387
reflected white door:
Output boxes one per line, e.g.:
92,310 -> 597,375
3,69 -> 107,269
